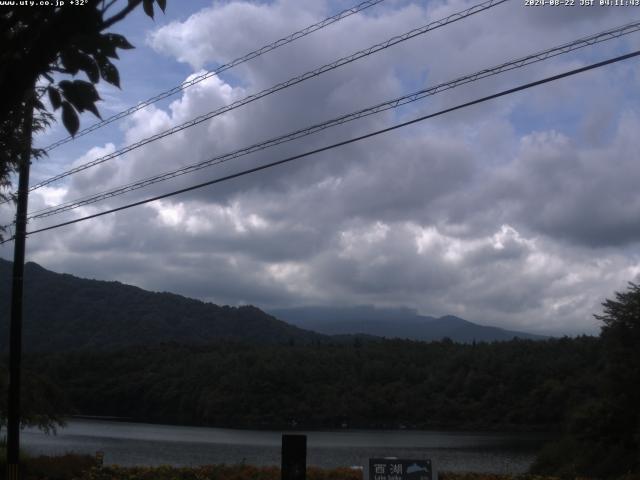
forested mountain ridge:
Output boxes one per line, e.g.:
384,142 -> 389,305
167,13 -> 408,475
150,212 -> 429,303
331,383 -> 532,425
270,306 -> 548,342
0,259 -> 546,353
0,259 -> 324,352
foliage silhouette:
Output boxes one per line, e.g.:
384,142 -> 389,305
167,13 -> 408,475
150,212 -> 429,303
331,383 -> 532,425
531,282 -> 640,477
26,337 -> 600,431
0,0 -> 166,212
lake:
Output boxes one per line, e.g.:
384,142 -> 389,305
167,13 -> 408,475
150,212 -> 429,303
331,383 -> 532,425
22,419 -> 548,474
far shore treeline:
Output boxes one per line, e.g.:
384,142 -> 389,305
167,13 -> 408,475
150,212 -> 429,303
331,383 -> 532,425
17,337 -> 598,432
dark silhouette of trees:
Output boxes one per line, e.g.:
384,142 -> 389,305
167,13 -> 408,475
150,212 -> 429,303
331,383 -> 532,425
25,337 -> 601,431
532,282 -> 640,477
0,0 -> 166,205
593,282 -> 640,474
0,363 -> 69,434
0,1 -> 168,430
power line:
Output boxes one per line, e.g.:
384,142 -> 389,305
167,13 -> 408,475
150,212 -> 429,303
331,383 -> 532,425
26,20 -> 640,222
25,0 -> 508,194
41,0 -> 388,152
4,48 -> 636,243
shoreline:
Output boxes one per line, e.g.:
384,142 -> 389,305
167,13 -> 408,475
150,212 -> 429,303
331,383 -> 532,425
66,415 -> 557,436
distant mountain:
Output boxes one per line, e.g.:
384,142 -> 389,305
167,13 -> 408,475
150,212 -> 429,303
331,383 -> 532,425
268,305 -> 548,343
0,259 -> 324,352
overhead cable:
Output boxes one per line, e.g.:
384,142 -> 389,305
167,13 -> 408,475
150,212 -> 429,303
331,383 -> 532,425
26,20 -> 640,221
26,0 -> 508,194
2,48 -> 635,243
42,0 -> 389,152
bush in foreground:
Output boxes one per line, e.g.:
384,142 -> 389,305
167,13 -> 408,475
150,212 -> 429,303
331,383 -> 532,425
0,453 -> 97,480
74,465 -> 362,480
5,457 -> 640,480
70,468 -> 640,480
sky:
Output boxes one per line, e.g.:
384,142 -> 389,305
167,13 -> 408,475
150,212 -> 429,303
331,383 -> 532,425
2,0 -> 640,336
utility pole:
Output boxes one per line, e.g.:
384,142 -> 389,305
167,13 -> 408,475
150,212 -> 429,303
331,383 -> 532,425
7,97 -> 34,480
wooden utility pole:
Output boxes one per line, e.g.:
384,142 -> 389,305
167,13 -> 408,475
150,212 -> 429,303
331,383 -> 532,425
6,97 -> 34,480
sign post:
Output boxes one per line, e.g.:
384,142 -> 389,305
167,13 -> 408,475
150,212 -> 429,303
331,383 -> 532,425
282,434 -> 306,480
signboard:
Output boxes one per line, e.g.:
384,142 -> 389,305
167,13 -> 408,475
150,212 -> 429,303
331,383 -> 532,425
369,458 -> 432,480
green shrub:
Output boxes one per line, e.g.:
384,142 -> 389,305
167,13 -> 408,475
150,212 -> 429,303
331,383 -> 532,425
0,452 -> 96,480
74,464 -> 362,480
25,453 -> 97,480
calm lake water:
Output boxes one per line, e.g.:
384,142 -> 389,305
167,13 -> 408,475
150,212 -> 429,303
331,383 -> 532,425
22,419 -> 548,474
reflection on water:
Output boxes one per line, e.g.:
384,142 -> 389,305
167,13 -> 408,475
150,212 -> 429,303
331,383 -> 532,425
22,419 -> 547,474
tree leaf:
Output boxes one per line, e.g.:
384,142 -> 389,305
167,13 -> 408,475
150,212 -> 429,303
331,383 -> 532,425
103,33 -> 134,50
33,99 -> 46,112
78,55 -> 100,83
96,55 -> 120,88
72,80 -> 101,103
61,101 -> 79,137
58,80 -> 73,95
84,102 -> 102,120
72,80 -> 102,119
143,0 -> 154,18
73,33 -> 99,55
60,49 -> 80,75
155,0 -> 166,12
47,87 -> 61,110
97,34 -> 119,59
59,80 -> 102,119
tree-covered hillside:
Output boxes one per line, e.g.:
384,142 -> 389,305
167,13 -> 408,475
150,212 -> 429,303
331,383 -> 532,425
0,259 -> 324,352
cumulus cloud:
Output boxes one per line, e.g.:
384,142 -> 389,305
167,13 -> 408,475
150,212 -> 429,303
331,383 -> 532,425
6,0 -> 640,336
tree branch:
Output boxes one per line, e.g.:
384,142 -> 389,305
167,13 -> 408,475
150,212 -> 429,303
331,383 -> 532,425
101,0 -> 143,30
101,0 -> 119,14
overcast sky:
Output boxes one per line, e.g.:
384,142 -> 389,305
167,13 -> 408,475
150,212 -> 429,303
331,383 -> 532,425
2,0 -> 640,336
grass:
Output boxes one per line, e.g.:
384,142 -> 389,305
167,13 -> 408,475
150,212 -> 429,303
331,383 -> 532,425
71,464 -> 365,480
0,456 -> 638,480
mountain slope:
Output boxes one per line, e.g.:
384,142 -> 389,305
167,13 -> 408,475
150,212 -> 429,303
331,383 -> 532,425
269,306 -> 547,342
0,259 -> 324,352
